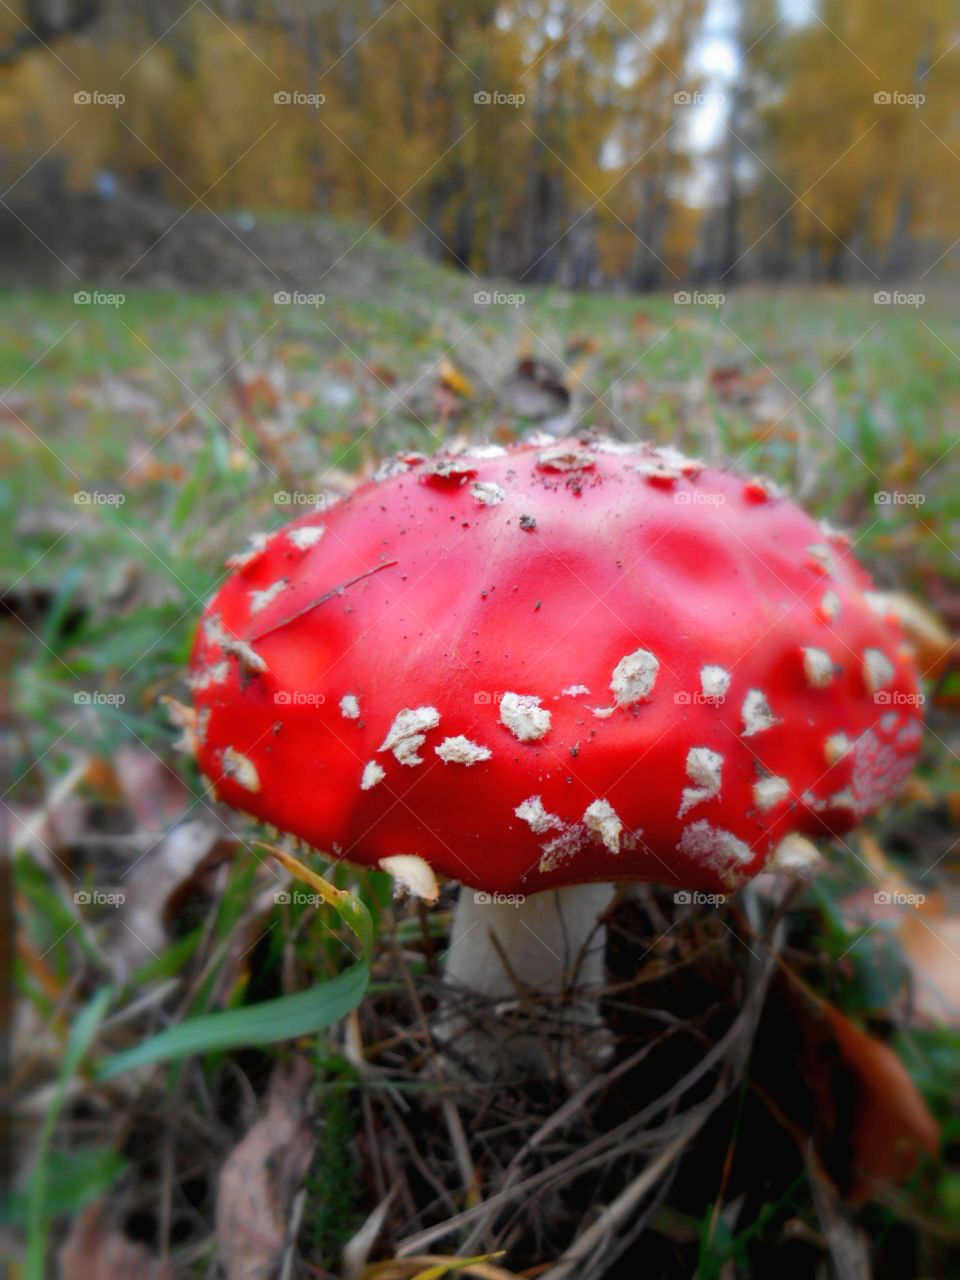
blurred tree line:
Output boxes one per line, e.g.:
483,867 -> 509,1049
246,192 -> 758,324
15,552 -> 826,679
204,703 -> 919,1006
0,0 -> 956,287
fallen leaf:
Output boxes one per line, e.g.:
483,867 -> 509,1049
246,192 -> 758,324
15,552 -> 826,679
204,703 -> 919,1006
775,969 -> 939,1203
823,1001 -> 939,1201
216,1056 -> 316,1280
437,358 -> 474,399
59,1201 -> 173,1280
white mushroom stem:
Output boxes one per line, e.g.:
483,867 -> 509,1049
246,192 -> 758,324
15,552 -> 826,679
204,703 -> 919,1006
440,882 -> 615,1082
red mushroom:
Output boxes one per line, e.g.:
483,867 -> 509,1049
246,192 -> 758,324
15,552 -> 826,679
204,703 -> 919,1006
185,436 -> 923,1072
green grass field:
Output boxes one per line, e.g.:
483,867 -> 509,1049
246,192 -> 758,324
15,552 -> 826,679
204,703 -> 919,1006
7,281 -> 960,1277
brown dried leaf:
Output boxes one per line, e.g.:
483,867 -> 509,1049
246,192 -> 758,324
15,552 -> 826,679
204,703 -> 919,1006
216,1056 -> 316,1280
59,1201 -> 173,1280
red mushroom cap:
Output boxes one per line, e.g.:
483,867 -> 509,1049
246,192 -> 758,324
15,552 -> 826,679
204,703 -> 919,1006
188,437 -> 923,894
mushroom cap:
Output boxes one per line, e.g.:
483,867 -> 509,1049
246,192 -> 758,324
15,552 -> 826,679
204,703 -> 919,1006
189,437 -> 923,894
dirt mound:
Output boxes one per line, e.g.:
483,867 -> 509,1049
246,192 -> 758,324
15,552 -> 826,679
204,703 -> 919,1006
0,191 -> 458,301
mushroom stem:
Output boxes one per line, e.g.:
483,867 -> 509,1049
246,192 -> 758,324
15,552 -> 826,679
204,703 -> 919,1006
440,882 -> 615,1082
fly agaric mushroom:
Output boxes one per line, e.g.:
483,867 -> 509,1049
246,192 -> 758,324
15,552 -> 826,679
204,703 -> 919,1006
186,436 -> 923,1075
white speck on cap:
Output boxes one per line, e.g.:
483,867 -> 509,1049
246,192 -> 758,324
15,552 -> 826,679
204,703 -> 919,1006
470,480 -> 506,506
189,660 -> 230,691
802,647 -> 835,688
435,735 -> 492,766
863,648 -> 895,693
226,531 -> 269,569
768,833 -> 823,878
880,711 -> 900,733
249,580 -> 289,615
221,746 -> 260,792
806,544 -> 833,573
537,445 -> 595,472
465,443 -> 508,459
583,799 -> 623,852
379,854 -> 439,903
288,525 -> 325,550
824,733 -> 853,764
561,684 -> 590,697
678,747 -> 724,818
864,591 -> 891,616
340,693 -> 361,720
538,824 -> 588,873
500,693 -> 552,742
741,690 -> 778,737
700,665 -> 731,699
360,760 -> 386,790
379,706 -> 441,765
590,706 -> 616,719
610,648 -> 659,705
220,634 -> 267,674
820,590 -> 841,619
515,795 -> 563,834
678,820 -> 753,872
753,775 -> 789,811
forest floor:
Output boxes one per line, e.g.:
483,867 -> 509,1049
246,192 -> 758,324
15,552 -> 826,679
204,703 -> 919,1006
6,269 -> 960,1278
